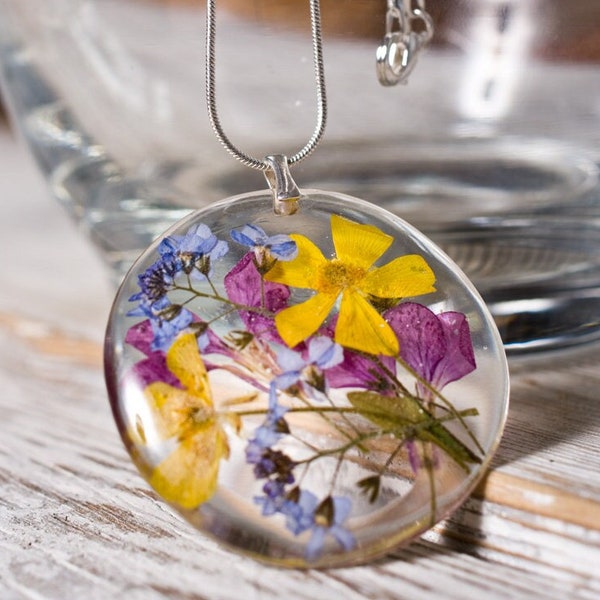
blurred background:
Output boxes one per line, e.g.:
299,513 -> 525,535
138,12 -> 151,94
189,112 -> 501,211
0,0 -> 599,354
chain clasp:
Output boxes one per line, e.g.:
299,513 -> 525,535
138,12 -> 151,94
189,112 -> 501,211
376,0 -> 433,86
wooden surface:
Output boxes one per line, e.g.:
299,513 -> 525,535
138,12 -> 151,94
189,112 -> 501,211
1,125 -> 600,599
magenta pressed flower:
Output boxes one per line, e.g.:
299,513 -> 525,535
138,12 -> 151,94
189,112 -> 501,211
385,302 -> 476,389
224,252 -> 290,339
124,321 -> 182,388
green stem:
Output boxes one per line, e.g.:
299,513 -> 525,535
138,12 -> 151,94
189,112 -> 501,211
423,442 -> 437,526
207,274 -> 220,298
294,393 -> 357,444
293,409 -> 476,467
383,439 -> 406,472
235,405 -> 477,420
328,450 -> 347,496
394,355 -> 485,455
173,283 -> 274,317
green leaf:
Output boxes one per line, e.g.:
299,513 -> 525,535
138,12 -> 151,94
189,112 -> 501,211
347,391 -> 481,472
347,391 -> 422,430
419,421 -> 482,472
357,475 -> 381,503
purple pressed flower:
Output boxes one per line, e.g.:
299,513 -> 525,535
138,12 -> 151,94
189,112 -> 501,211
124,322 -> 182,388
125,319 -> 155,356
231,224 -> 297,261
320,317 -> 396,392
126,312 -> 229,364
224,253 -> 290,339
127,352 -> 182,389
325,348 -> 396,392
385,302 -> 476,390
434,311 -> 477,388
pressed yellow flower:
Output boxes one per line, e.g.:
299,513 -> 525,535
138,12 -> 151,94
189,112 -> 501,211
143,333 -> 229,509
265,215 -> 436,356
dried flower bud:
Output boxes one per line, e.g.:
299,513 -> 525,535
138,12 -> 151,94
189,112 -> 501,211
226,330 -> 254,350
158,303 -> 183,321
196,254 -> 211,276
357,475 -> 381,503
286,486 -> 301,504
315,496 -> 335,527
189,321 -> 209,337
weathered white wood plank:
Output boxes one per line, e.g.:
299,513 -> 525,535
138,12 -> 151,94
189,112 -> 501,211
1,128 -> 600,599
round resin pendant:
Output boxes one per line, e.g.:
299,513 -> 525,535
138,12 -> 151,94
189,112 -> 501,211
105,189 -> 509,568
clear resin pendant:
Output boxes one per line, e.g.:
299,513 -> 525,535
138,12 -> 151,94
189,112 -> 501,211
105,189 -> 509,568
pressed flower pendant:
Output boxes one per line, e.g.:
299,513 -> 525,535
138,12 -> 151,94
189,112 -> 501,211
105,189 -> 509,568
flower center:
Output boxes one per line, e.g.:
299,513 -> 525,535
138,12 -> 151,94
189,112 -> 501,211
191,405 -> 215,426
318,259 -> 365,294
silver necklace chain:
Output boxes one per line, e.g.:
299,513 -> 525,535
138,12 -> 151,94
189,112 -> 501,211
205,0 -> 327,172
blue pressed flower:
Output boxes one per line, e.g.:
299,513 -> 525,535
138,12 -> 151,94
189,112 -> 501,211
282,488 -> 318,536
160,223 -> 225,257
246,384 -> 291,472
254,480 -> 287,516
127,296 -> 193,351
231,224 -> 298,261
248,423 -> 280,453
274,336 -> 344,395
245,440 -> 264,465
151,310 -> 193,351
130,254 -> 180,302
159,223 -> 228,279
305,496 -> 356,561
247,383 -> 289,454
274,346 -> 307,389
282,491 -> 355,559
306,336 -> 345,370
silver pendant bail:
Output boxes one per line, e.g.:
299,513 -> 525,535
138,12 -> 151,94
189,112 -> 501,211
264,154 -> 301,216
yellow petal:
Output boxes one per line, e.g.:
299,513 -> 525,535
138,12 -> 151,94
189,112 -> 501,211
361,254 -> 436,299
331,215 -> 393,269
265,234 -> 327,288
335,291 -> 399,356
144,381 -> 201,440
166,333 -> 211,400
150,422 -> 229,509
274,291 -> 338,348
